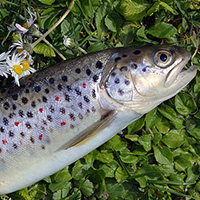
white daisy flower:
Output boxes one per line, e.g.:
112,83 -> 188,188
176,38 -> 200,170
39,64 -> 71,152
6,53 -> 35,86
63,36 -> 76,48
0,51 -> 10,78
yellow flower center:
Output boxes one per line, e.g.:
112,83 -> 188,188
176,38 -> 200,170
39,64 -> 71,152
17,48 -> 24,54
21,61 -> 30,71
13,65 -> 23,75
23,21 -> 29,29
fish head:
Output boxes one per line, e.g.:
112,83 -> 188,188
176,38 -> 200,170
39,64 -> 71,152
100,45 -> 197,114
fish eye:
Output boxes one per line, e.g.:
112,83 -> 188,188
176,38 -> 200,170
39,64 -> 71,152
154,50 -> 173,68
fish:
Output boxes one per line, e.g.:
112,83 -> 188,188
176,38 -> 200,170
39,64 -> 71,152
0,45 -> 197,195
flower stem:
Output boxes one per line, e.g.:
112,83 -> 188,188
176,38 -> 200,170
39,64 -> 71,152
31,0 -> 75,48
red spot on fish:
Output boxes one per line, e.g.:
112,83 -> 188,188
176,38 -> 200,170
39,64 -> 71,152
82,82 -> 86,88
55,96 -> 60,101
14,122 -> 19,126
39,134 -> 43,141
2,140 -> 7,145
61,121 -> 66,126
39,108 -> 43,113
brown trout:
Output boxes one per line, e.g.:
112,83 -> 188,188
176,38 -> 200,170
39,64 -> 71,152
0,45 -> 197,194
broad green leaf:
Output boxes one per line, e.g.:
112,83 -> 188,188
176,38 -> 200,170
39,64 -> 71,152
186,165 -> 199,183
125,134 -> 139,142
80,179 -> 94,197
39,0 -> 55,5
104,11 -> 123,32
138,135 -> 151,151
161,132 -> 185,148
145,108 -> 161,129
147,2 -> 160,16
128,116 -> 145,134
51,183 -> 72,200
115,166 -> 128,183
72,160 -> 90,180
84,150 -> 98,165
0,8 -> 9,19
156,118 -> 170,133
175,92 -> 196,115
160,1 -> 178,15
158,104 -> 177,121
33,43 -> 56,57
174,153 -> 193,171
147,22 -> 177,38
108,135 -> 127,151
107,183 -> 126,199
96,150 -> 114,163
87,42 -> 107,53
152,145 -> 173,165
99,161 -> 118,178
187,125 -> 200,139
119,151 -> 138,163
119,0 -> 151,23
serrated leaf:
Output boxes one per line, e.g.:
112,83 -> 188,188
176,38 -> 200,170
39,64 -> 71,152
119,0 -> 151,23
96,150 -> 114,163
33,43 -> 56,57
147,22 -> 177,38
115,166 -> 128,183
39,0 -> 55,5
108,135 -> 127,151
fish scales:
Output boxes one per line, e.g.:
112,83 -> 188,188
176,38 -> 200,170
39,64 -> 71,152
0,46 -> 197,194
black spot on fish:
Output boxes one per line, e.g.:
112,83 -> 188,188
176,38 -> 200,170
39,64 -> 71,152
93,75 -> 99,82
96,61 -> 103,69
86,69 -> 91,76
67,85 -> 72,91
62,75 -> 68,82
124,80 -> 130,86
70,124 -> 74,129
60,107 -> 66,114
3,102 -> 10,110
114,78 -> 120,84
69,113 -> 75,121
9,113 -> 14,119
25,89 -> 29,93
41,145 -> 45,150
47,115 -> 53,122
49,78 -> 55,84
65,94 -> 70,102
0,127 -> 5,133
43,120 -> 47,125
31,101 -> 36,108
12,104 -> 17,110
20,132 -> 25,138
78,113 -> 83,120
84,95 -> 90,103
3,118 -> 8,126
133,50 -> 141,55
75,68 -> 81,74
115,57 -> 121,62
111,72 -> 116,77
13,144 -> 18,149
131,63 -> 138,69
34,86 -> 41,93
12,94 -> 18,101
118,89 -> 124,96
49,106 -> 55,113
27,111 -> 33,118
78,102 -> 83,109
45,88 -> 49,94
142,68 -> 146,72
91,106 -> 96,113
122,54 -> 127,57
22,97 -> 28,104
26,122 -> 32,129
30,136 -> 35,144
75,88 -> 82,96
120,66 -> 128,71
42,96 -> 48,103
19,110 -> 24,118
9,131 -> 14,137
92,89 -> 96,98
57,84 -> 62,91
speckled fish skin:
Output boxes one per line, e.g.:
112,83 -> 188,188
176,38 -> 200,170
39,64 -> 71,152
0,45 -> 197,195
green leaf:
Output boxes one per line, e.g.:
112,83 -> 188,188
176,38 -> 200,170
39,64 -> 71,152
108,135 -> 127,151
145,108 -> 161,129
160,1 -> 178,15
87,42 -> 107,53
119,0 -> 151,23
152,145 -> 173,165
119,151 -> 138,163
147,22 -> 177,38
115,166 -> 128,183
80,179 -> 94,197
33,43 -> 56,57
156,118 -> 170,133
104,11 -> 123,32
147,2 -> 160,16
138,135 -> 151,151
161,132 -> 185,148
39,0 -> 55,5
158,104 -> 177,121
128,116 -> 145,134
0,8 -> 9,19
96,150 -> 114,163
175,92 -> 196,115
72,160 -> 90,180
99,161 -> 118,178
174,153 -> 193,171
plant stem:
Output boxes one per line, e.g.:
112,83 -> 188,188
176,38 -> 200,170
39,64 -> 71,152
31,0 -> 75,48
